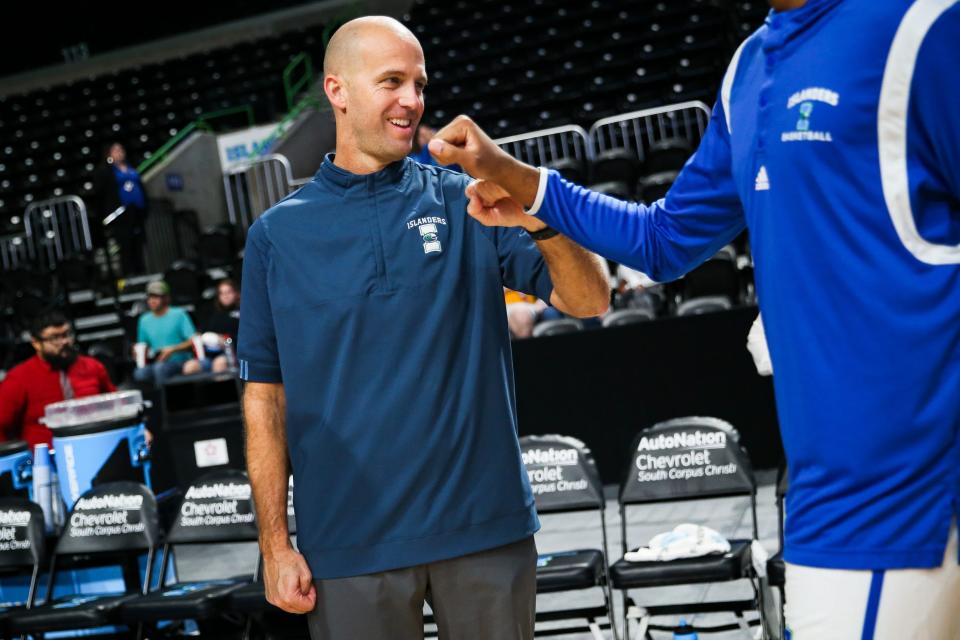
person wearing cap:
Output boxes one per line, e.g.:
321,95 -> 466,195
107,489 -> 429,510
238,16 -> 609,640
0,310 -> 116,448
133,280 -> 208,387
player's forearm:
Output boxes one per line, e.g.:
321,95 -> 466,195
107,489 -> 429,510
243,382 -> 292,557
534,174 -> 681,282
537,236 -> 610,317
488,158 -> 541,210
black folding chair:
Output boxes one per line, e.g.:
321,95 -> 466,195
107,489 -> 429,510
0,499 -> 46,637
520,435 -> 618,640
609,417 -> 765,639
8,481 -> 160,637
765,467 -> 788,640
119,469 -> 259,635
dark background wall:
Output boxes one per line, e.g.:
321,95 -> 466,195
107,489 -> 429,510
511,306 -> 783,485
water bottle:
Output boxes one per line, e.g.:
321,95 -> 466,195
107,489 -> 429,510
32,444 -> 55,534
673,619 -> 698,640
50,466 -> 65,532
223,336 -> 237,370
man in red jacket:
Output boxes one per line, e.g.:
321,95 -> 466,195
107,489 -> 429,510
0,310 -> 115,447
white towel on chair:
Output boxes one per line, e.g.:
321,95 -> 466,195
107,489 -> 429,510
624,524 -> 731,562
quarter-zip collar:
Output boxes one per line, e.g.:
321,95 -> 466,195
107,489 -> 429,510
315,152 -> 410,193
764,0 -> 844,53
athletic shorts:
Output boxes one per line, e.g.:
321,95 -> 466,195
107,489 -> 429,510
784,522 -> 960,639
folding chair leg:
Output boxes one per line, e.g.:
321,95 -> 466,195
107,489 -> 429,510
588,617 -> 606,640
632,613 -> 650,640
734,610 -> 753,638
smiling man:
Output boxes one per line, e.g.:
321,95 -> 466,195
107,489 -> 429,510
237,16 -> 609,640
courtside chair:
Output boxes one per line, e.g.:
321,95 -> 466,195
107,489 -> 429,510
119,469 -> 259,636
520,434 -> 618,640
765,467 -> 788,640
8,481 -> 160,637
610,417 -> 765,640
0,499 -> 46,637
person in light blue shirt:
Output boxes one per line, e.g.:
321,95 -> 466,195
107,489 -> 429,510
428,1 -> 960,637
133,280 -> 209,387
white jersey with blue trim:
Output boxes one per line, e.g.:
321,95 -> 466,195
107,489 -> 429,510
532,0 -> 960,570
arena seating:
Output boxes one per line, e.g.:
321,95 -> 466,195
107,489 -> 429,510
0,22 -> 326,224
404,0 -> 741,137
0,0 -> 771,378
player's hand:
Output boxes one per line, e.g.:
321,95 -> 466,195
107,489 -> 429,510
466,180 -> 546,232
263,546 -> 317,614
156,347 -> 175,362
466,180 -> 547,231
428,115 -> 516,182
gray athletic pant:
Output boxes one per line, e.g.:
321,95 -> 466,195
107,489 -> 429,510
307,536 -> 537,640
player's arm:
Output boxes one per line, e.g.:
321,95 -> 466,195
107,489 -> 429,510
432,100 -> 745,282
902,5 -> 960,235
238,222 -> 315,614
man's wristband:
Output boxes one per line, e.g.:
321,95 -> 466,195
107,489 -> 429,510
523,166 -> 549,215
529,226 -> 560,241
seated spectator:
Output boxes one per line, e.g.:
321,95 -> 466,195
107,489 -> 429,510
183,278 -> 240,375
0,310 -> 115,447
132,280 -> 209,386
205,278 -> 240,344
182,278 -> 240,375
504,288 -> 547,339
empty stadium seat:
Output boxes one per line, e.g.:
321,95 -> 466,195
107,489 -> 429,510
591,148 -> 639,186
644,138 -> 693,174
196,224 -> 239,270
587,181 -> 633,202
546,157 -> 587,184
636,170 -> 677,204
164,260 -> 204,306
602,308 -> 655,328
676,295 -> 733,316
532,318 -> 583,337
679,246 -> 741,303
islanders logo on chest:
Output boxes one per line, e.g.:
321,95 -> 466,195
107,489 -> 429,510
406,215 -> 448,254
781,86 -> 839,143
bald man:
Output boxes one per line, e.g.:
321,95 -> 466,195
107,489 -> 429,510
238,16 -> 609,640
